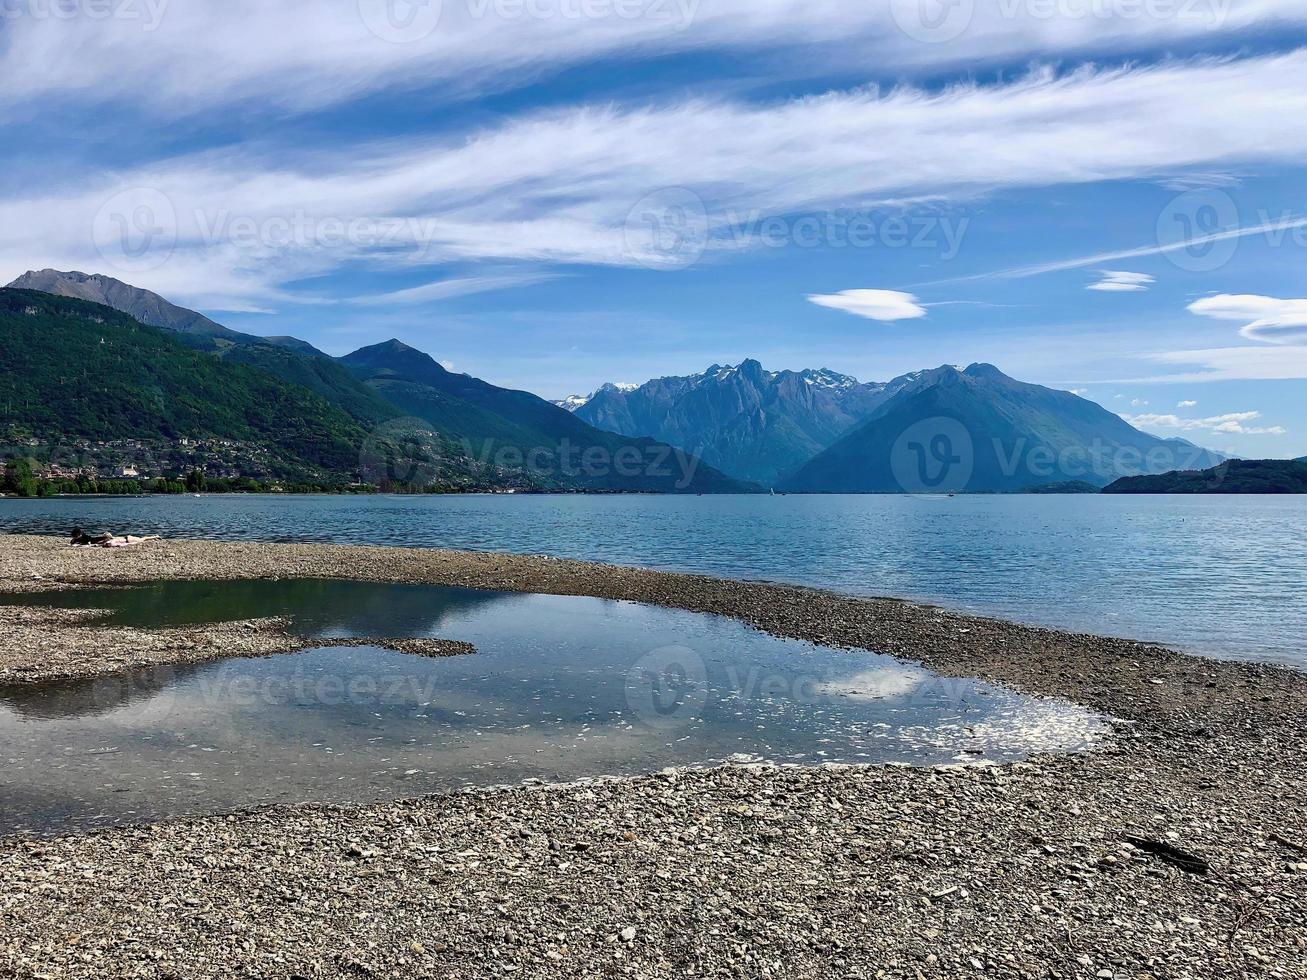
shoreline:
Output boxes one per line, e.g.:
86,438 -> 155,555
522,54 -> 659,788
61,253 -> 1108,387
0,534 -> 1302,730
1,534 -> 1305,978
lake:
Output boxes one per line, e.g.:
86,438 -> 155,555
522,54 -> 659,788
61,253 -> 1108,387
2,493 -> 1304,664
0,580 -> 1104,836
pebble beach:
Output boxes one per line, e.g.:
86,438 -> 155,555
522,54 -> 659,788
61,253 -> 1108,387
0,534 -> 1304,979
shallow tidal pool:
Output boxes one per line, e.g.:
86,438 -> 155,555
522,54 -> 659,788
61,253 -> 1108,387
0,580 -> 1107,836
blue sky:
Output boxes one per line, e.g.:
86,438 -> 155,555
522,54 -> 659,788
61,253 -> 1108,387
3,0 -> 1307,457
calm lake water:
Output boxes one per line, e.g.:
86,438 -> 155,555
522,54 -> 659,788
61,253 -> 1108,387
0,580 -> 1103,836
2,493 -> 1304,663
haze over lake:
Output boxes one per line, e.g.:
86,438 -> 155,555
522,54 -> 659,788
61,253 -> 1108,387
4,493 -> 1302,665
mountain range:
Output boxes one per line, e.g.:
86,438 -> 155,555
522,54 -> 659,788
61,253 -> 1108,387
567,360 -> 1226,491
1,271 -> 744,493
782,363 -> 1226,492
3,268 -> 1234,494
566,361 -> 907,486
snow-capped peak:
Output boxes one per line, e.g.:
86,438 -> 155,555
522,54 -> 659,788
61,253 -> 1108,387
553,393 -> 592,411
553,382 -> 639,412
797,367 -> 859,390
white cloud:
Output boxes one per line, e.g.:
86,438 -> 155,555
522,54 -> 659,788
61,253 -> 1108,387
1124,410 -> 1287,436
1130,398 -> 1149,407
1088,270 -> 1154,292
1179,399 -> 1198,407
10,51 -> 1307,308
1069,388 -> 1089,395
807,289 -> 927,322
1187,293 -> 1307,344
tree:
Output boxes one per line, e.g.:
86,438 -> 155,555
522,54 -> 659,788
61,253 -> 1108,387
185,468 -> 207,493
2,458 -> 38,497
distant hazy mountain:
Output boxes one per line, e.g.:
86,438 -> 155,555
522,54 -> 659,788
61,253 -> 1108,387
342,341 -> 747,493
781,363 -> 1227,493
572,360 -> 906,486
1104,459 -> 1307,494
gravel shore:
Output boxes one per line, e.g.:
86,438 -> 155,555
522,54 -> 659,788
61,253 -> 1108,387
0,600 -> 475,687
0,533 -> 1304,979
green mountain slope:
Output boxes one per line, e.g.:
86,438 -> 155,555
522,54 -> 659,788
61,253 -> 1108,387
342,341 -> 749,492
0,289 -> 374,480
7,270 -> 404,430
1103,459 -> 1307,494
219,342 -> 402,427
781,364 -> 1226,493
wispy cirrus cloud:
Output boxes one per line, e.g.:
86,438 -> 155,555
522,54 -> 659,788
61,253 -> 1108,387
1135,346 -> 1307,382
941,211 -> 1307,284
349,272 -> 560,305
3,0 -> 1303,121
9,50 -> 1307,308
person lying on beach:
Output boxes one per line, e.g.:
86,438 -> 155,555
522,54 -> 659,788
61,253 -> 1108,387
70,527 -> 162,548
70,527 -> 113,546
